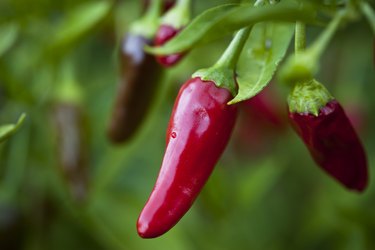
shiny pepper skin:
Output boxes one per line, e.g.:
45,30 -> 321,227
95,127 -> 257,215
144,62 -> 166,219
288,100 -> 368,191
154,24 -> 184,67
137,77 -> 237,238
107,34 -> 163,143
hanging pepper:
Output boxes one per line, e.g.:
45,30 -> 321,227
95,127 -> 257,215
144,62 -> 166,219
288,79 -> 368,192
53,61 -> 89,201
154,0 -> 191,67
107,0 -> 164,144
137,77 -> 237,238
54,104 -> 88,201
138,25 -> 252,238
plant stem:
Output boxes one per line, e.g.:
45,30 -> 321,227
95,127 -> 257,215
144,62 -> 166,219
130,0 -> 162,38
295,21 -> 306,54
308,10 -> 345,60
215,26 -> 252,70
162,0 -> 191,28
360,1 -> 375,34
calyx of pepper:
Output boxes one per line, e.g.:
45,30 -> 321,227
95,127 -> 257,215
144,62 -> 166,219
288,79 -> 333,116
279,51 -> 318,86
192,66 -> 237,98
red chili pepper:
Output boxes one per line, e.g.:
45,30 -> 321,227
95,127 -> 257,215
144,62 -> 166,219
288,100 -> 368,191
107,34 -> 163,143
154,24 -> 184,67
137,77 -> 237,238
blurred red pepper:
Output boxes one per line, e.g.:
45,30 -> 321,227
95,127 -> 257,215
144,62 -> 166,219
233,85 -> 286,157
154,24 -> 184,67
154,0 -> 191,67
137,77 -> 237,238
107,0 -> 164,143
107,34 -> 163,143
289,99 -> 368,191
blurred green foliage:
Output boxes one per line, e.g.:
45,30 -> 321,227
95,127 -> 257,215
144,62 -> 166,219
0,0 -> 374,249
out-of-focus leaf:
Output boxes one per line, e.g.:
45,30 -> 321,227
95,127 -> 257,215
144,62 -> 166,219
0,23 -> 18,57
50,1 -> 112,49
148,1 -> 315,55
235,159 -> 284,208
0,113 -> 26,143
229,22 -> 294,104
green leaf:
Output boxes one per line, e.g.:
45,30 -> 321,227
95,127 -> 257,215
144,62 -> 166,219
228,22 -> 294,104
0,113 -> 26,143
0,22 -> 18,57
50,1 -> 112,49
148,1 -> 316,55
145,4 -> 239,54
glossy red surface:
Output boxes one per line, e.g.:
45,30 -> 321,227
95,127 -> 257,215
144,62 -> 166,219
154,24 -> 185,67
289,100 -> 368,191
137,77 -> 237,238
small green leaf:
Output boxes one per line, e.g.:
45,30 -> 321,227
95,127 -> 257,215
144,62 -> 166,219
229,22 -> 294,104
50,1 -> 112,48
148,1 -> 316,55
0,22 -> 18,57
0,113 -> 26,143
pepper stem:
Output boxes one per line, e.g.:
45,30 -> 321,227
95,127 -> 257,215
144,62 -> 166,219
162,0 -> 191,29
308,10 -> 345,61
215,27 -> 252,70
360,1 -> 375,34
295,21 -> 306,54
130,0 -> 162,39
55,58 -> 83,105
215,0 -> 265,69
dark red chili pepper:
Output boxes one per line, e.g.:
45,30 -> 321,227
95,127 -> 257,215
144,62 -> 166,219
107,34 -> 163,143
54,103 -> 88,201
154,24 -> 184,67
288,100 -> 368,191
137,77 -> 237,238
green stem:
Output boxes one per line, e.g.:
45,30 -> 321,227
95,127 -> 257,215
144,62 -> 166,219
55,59 -> 83,105
215,26 -> 252,70
360,1 -> 375,34
308,10 -> 345,60
295,21 -> 306,54
162,0 -> 191,28
130,0 -> 162,39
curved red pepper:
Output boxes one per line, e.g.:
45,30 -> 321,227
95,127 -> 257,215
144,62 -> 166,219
137,77 -> 237,238
288,100 -> 368,191
154,24 -> 185,67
